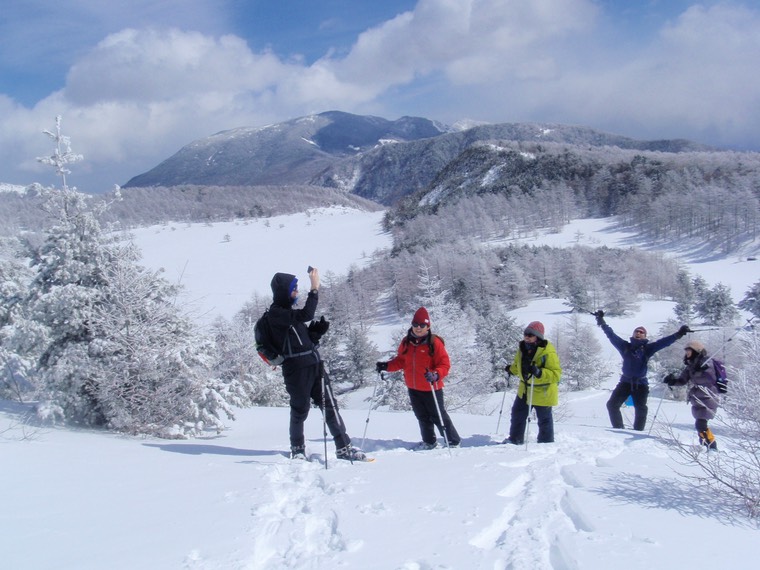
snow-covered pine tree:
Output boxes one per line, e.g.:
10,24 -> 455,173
473,305 -> 522,391
87,243 -> 238,436
0,245 -> 37,400
27,117 -> 233,436
695,282 -> 739,326
673,268 -> 697,322
738,279 -> 760,319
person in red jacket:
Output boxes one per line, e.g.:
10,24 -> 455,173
376,307 -> 461,450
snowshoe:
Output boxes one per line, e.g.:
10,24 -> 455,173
502,437 -> 524,445
336,445 -> 373,462
290,445 -> 308,460
412,441 -> 438,451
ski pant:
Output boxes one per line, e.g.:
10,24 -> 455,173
284,362 -> 350,449
607,381 -> 649,431
509,392 -> 554,443
408,388 -> 461,446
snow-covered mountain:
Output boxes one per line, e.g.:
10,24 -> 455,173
122,111 -> 713,206
123,111 -> 447,189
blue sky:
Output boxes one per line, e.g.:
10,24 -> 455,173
1,0 -> 759,192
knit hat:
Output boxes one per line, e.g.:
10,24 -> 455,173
633,326 -> 647,336
524,321 -> 545,340
685,339 -> 706,354
412,307 -> 430,327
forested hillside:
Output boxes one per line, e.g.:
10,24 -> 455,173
389,141 -> 760,254
0,184 -> 381,236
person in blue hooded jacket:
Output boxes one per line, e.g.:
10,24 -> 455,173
595,311 -> 689,431
266,268 -> 365,461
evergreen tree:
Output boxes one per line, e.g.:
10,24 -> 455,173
27,117 -> 232,436
673,268 -> 696,322
738,279 -> 760,319
695,282 -> 739,326
0,248 -> 37,400
474,306 -> 522,390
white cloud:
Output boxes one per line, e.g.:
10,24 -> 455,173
329,0 -> 597,87
1,0 -> 759,192
551,3 -> 760,145
64,29 -> 292,105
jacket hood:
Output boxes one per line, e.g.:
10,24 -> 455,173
271,272 -> 297,307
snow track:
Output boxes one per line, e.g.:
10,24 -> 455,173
241,429 -> 642,570
245,460 -> 360,569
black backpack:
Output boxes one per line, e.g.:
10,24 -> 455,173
254,310 -> 315,367
254,311 -> 285,367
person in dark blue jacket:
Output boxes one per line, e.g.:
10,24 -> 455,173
267,268 -> 365,461
595,311 -> 689,431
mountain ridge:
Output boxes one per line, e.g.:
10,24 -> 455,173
123,111 -> 713,205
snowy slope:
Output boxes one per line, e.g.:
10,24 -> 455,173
3,208 -> 759,570
127,207 -> 393,323
3,394 -> 757,570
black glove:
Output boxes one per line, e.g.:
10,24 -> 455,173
376,361 -> 388,373
676,325 -> 691,339
309,316 -> 330,336
662,373 -> 677,386
594,310 -> 606,326
424,371 -> 439,384
307,316 -> 330,343
528,365 -> 542,378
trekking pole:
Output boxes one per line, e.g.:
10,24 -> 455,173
495,370 -> 512,434
360,372 -> 381,451
320,367 -> 328,470
323,369 -> 353,465
426,368 -> 452,457
524,376 -> 536,451
648,384 -> 671,435
701,316 -> 756,364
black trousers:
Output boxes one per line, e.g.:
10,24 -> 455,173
284,363 -> 350,449
509,393 -> 554,443
606,381 -> 649,431
408,388 -> 461,445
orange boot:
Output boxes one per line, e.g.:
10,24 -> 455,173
698,429 -> 718,451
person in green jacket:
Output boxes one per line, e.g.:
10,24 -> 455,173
503,321 -> 562,445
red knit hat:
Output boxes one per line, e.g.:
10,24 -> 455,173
524,321 -> 545,340
412,307 -> 430,327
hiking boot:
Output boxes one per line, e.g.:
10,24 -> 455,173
290,445 -> 307,460
449,441 -> 461,449
502,437 -> 524,445
699,429 -> 717,450
336,445 -> 367,461
413,441 -> 438,451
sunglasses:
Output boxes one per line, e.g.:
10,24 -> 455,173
412,322 -> 429,328
634,329 -> 646,335
524,333 -> 536,339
